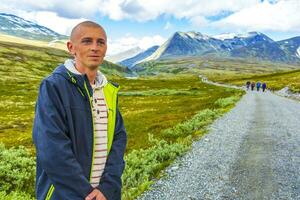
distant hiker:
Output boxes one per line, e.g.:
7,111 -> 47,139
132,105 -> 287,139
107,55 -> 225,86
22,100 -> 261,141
251,82 -> 255,91
246,81 -> 251,90
32,21 -> 127,200
262,82 -> 267,92
256,81 -> 261,91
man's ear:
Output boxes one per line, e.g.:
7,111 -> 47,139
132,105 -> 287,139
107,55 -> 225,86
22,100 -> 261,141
67,41 -> 76,56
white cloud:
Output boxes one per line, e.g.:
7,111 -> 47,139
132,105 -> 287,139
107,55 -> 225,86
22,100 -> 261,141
107,35 -> 166,55
1,0 -> 299,38
97,0 -> 259,21
164,21 -> 172,30
97,0 -> 300,34
18,11 -> 87,35
0,0 -> 102,19
97,0 -> 127,20
190,16 -> 209,27
138,35 -> 166,49
212,0 -> 300,32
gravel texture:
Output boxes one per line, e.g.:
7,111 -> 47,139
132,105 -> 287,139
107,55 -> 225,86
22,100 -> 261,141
276,86 -> 300,101
139,91 -> 300,200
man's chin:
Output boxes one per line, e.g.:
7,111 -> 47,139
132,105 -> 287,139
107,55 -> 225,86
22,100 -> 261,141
87,64 -> 100,70
87,61 -> 103,70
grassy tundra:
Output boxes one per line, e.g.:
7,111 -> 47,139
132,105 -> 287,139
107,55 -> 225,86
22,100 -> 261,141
136,57 -> 300,92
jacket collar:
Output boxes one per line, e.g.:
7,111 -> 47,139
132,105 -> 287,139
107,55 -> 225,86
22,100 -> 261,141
64,59 -> 108,88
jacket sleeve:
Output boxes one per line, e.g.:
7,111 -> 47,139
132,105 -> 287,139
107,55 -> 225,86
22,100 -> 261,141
97,104 -> 127,200
33,79 -> 94,198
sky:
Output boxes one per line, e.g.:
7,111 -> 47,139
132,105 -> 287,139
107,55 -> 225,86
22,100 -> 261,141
1,0 -> 300,55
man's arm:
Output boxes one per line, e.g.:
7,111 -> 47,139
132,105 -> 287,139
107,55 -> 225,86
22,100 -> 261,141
33,79 -> 94,198
97,105 -> 127,200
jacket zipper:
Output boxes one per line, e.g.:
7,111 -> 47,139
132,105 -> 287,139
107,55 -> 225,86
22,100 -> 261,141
83,81 -> 96,182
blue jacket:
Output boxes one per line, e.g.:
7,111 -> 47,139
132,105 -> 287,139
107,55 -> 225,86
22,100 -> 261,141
256,82 -> 261,88
32,64 -> 127,200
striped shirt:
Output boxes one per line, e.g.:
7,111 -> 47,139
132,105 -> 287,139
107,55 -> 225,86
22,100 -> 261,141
90,86 -> 108,187
64,60 -> 109,187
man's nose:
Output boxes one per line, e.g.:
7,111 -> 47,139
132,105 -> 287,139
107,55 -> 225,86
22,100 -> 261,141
91,42 -> 100,50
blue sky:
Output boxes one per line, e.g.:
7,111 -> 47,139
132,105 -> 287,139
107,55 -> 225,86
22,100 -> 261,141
0,0 -> 299,55
101,14 -> 189,38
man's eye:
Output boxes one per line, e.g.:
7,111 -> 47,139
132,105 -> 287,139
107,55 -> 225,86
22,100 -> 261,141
82,40 -> 92,44
97,41 -> 106,45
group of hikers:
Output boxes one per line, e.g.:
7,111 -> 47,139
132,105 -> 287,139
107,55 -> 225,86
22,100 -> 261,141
246,81 -> 267,92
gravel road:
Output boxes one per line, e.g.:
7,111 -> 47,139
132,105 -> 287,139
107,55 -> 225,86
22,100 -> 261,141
139,91 -> 300,200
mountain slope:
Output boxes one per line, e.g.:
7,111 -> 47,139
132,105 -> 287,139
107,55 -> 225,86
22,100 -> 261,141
227,32 -> 293,62
106,47 -> 143,63
0,13 -> 67,41
0,32 -> 68,51
278,36 -> 300,59
143,31 -> 224,62
119,45 -> 159,68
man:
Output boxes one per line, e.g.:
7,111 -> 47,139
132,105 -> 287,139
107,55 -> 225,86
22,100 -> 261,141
262,82 -> 267,92
32,21 -> 127,200
246,81 -> 251,90
256,81 -> 261,91
251,82 -> 255,91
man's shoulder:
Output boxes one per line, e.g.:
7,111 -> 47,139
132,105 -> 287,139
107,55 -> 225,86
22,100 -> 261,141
39,65 -> 69,90
41,74 -> 66,87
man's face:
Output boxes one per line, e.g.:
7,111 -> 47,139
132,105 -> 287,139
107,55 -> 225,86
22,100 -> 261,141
67,26 -> 107,70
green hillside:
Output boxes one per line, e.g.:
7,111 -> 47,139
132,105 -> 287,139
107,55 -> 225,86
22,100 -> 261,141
135,57 -> 299,75
207,69 -> 300,92
134,57 -> 300,92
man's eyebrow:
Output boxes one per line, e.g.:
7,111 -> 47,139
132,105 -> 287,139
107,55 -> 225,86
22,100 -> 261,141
97,38 -> 106,41
81,37 -> 92,41
80,37 -> 106,41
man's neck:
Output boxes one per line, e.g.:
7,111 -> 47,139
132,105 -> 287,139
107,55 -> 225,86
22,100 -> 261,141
75,63 -> 97,86
86,69 -> 97,86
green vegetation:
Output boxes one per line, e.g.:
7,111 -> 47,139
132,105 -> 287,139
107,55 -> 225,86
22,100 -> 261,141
122,134 -> 191,200
0,144 -> 35,198
136,56 -> 299,76
214,96 -> 242,108
161,109 -> 220,139
114,76 -> 243,152
135,57 -> 300,93
0,191 -> 34,200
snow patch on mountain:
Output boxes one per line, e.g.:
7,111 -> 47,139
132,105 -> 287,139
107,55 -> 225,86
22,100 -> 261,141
213,33 -> 237,40
297,46 -> 300,58
0,13 -> 64,40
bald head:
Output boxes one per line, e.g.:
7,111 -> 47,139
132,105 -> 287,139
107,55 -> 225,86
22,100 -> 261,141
67,20 -> 108,71
70,21 -> 106,42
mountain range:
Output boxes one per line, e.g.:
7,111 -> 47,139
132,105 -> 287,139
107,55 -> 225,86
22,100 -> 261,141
119,31 -> 300,68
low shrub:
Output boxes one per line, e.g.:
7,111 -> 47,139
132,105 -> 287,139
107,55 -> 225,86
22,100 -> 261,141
0,143 -> 35,198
